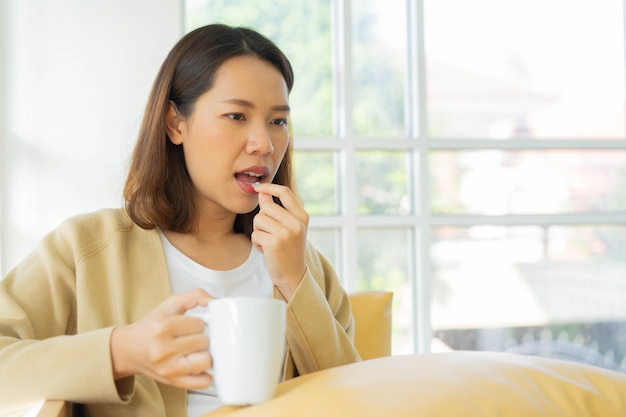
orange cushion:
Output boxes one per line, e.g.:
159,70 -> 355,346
348,291 -> 393,360
204,352 -> 626,417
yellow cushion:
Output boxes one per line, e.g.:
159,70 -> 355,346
204,352 -> 626,417
348,290 -> 393,360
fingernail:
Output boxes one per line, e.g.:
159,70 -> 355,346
252,182 -> 261,188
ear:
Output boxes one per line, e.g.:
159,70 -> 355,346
166,101 -> 185,145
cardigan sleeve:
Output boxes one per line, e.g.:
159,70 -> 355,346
0,217 -> 134,407
281,242 -> 360,379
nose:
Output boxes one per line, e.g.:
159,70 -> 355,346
245,123 -> 274,155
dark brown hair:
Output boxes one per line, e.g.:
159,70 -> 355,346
123,24 -> 295,237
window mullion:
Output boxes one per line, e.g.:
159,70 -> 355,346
431,212 -> 626,227
332,0 -> 359,291
408,0 -> 432,353
331,0 -> 352,138
623,0 -> 626,105
430,138 -> 626,150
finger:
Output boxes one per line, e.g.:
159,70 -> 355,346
258,192 -> 273,207
181,354 -> 193,374
253,209 -> 281,233
156,356 -> 212,388
146,330 -> 208,365
171,324 -> 209,355
256,199 -> 308,231
252,240 -> 264,254
176,373 -> 213,390
159,314 -> 206,337
255,185 -> 309,229
255,184 -> 303,213
183,351 -> 212,375
159,289 -> 213,316
254,209 -> 307,244
161,316 -> 209,342
250,228 -> 272,251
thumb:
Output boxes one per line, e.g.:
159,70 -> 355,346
258,192 -> 273,207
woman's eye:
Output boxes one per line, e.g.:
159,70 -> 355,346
227,113 -> 245,121
271,118 -> 288,126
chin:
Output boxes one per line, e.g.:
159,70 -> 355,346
232,202 -> 260,215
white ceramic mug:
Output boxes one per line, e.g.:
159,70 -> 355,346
192,297 -> 287,406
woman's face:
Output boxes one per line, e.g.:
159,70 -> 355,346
167,55 -> 290,217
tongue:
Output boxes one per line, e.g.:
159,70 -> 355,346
235,173 -> 259,184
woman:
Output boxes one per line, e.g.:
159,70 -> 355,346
0,24 -> 359,417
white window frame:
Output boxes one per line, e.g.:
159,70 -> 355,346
295,0 -> 626,354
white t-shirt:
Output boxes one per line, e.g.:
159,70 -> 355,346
159,232 -> 273,417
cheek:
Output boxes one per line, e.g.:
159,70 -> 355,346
181,133 -> 227,180
269,138 -> 290,182
184,124 -> 233,158
273,134 -> 290,159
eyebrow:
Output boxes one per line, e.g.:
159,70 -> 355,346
222,98 -> 290,112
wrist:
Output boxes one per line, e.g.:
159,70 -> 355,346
110,326 -> 135,380
275,266 -> 307,302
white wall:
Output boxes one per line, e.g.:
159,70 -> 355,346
0,0 -> 183,274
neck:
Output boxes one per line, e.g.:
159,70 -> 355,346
162,213 -> 251,270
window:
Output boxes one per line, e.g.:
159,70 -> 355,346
186,0 -> 626,370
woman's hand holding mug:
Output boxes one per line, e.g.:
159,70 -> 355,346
110,289 -> 213,390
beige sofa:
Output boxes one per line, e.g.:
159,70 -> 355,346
36,291 -> 626,417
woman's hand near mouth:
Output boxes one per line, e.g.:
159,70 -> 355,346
251,183 -> 309,302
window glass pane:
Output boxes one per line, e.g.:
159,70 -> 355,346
431,225 -> 626,372
185,0 -> 333,137
356,150 -> 410,215
430,150 -> 626,215
424,0 -> 625,139
307,228 -> 341,279
295,151 -> 339,215
358,228 -> 413,354
351,0 -> 406,138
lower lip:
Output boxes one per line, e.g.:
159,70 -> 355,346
236,178 -> 259,194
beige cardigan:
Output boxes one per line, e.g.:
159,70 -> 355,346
0,209 -> 359,416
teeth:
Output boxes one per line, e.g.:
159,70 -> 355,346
244,171 -> 263,178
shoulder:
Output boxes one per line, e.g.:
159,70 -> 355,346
56,208 -> 134,240
50,208 -> 154,262
58,208 -> 133,232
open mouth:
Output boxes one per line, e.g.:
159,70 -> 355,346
234,170 -> 267,185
